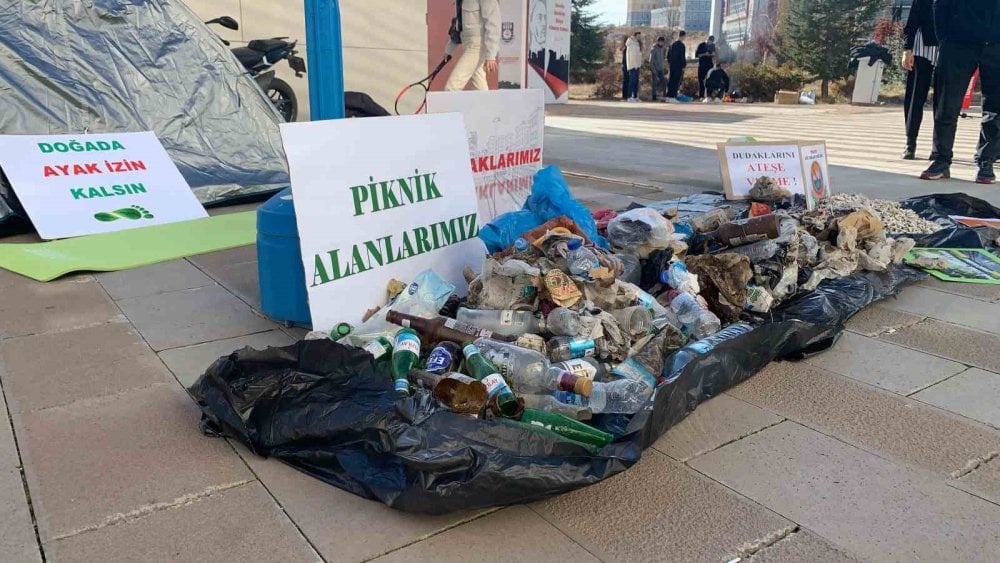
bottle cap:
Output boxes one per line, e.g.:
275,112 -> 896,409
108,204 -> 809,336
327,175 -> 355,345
514,238 -> 529,251
574,377 -> 594,397
567,239 -> 582,250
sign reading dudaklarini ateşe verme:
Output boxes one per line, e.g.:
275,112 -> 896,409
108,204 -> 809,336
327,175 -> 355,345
0,132 -> 207,240
280,113 -> 485,329
427,89 -> 544,222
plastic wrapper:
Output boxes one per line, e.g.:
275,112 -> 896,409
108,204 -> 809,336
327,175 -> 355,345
340,270 -> 455,346
607,208 -> 676,249
0,0 -> 290,230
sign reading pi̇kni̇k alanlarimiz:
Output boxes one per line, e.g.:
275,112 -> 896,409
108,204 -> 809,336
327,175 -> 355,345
0,132 -> 207,240
280,113 -> 485,329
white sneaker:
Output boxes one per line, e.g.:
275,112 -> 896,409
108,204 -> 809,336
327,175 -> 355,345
663,98 -> 674,103
702,98 -> 711,104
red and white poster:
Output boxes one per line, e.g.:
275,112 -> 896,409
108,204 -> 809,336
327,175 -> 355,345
526,0 -> 571,104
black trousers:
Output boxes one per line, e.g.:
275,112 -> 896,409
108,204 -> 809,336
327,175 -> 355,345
933,41 -> 1000,165
622,65 -> 629,100
904,56 -> 935,150
698,63 -> 712,97
667,65 -> 683,98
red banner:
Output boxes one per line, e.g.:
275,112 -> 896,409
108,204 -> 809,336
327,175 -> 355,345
963,70 -> 980,110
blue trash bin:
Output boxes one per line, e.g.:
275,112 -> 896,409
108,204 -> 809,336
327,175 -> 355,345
257,188 -> 311,327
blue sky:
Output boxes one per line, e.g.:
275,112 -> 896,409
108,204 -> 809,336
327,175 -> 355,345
591,0 -> 627,26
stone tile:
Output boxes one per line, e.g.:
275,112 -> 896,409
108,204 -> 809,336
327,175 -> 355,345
373,506 -> 597,563
805,331 -> 966,395
0,277 -> 121,339
16,384 -> 252,540
96,260 -> 214,301
728,362 -> 1000,477
0,321 -> 172,413
236,447 -> 486,563
690,422 -> 1000,562
45,481 -> 318,562
844,304 -> 923,337
881,319 -> 1000,373
0,382 -> 41,563
282,326 -> 310,341
187,245 -> 257,274
653,393 -> 783,461
749,530 -> 860,563
208,260 -> 261,309
159,330 -> 295,389
532,450 -> 792,562
917,276 -> 1000,303
881,286 -> 1000,334
913,368 -> 1000,428
950,457 -> 1000,506
117,285 -> 273,351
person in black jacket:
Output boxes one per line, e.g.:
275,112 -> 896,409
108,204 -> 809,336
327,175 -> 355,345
695,36 -> 718,98
901,0 -> 938,160
703,63 -> 730,102
921,0 -> 1000,184
665,30 -> 687,101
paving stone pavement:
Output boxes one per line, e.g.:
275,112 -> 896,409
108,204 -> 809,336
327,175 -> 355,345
0,103 -> 997,561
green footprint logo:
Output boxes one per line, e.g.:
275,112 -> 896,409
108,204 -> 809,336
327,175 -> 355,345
94,205 -> 154,222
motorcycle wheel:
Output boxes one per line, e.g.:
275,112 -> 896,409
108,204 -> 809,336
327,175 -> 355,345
267,78 -> 298,122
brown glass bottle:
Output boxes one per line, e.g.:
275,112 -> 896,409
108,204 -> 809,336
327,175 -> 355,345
410,369 -> 488,415
386,311 -> 516,344
708,214 -> 780,247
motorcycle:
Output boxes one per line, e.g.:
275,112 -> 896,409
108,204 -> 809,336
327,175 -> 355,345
205,16 -> 307,122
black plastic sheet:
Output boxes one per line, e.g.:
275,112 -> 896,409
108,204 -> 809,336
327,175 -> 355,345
189,195 -> 989,514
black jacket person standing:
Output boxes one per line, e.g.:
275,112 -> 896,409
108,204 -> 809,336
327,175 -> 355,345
695,35 -> 717,98
921,0 -> 1000,184
666,30 -> 687,100
901,0 -> 938,160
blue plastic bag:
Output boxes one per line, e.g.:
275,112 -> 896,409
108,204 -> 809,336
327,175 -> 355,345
479,165 -> 609,253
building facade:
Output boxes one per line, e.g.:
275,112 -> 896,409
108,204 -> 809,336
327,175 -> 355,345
718,0 -> 781,50
626,0 -> 671,26
650,6 -> 681,27
680,0 -> 712,33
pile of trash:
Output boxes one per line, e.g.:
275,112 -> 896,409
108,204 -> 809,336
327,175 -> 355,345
191,168 -> 997,513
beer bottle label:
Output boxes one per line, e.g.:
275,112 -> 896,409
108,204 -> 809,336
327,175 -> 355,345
426,346 -> 454,373
394,333 -> 420,355
362,340 -> 388,359
481,373 -> 511,398
446,318 -> 493,338
568,339 -> 596,358
557,359 -> 597,380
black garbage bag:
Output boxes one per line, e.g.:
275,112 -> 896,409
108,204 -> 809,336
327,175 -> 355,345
902,193 -> 1000,249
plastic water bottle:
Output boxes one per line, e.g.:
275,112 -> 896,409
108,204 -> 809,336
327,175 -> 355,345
473,338 -> 593,396
554,378 -> 653,414
662,323 -> 754,384
456,308 -> 542,337
521,394 -> 593,421
543,307 -> 583,337
546,336 -> 598,362
660,261 -> 700,295
610,306 -> 653,337
567,239 -> 600,279
667,290 -> 721,339
554,357 -> 610,380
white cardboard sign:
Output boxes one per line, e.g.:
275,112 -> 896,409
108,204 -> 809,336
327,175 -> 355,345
717,140 -> 833,209
427,89 -> 545,222
280,113 -> 485,329
0,132 -> 207,240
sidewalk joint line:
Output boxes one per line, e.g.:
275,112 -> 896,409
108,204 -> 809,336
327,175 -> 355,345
731,525 -> 799,561
48,480 -> 254,542
362,507 -> 503,562
0,378 -> 47,561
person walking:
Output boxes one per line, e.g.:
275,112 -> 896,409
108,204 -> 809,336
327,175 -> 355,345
625,31 -> 642,102
650,36 -> 667,101
444,0 -> 502,91
666,30 -> 687,101
703,62 -> 730,103
695,35 -> 718,99
901,0 -> 938,160
921,0 -> 1000,183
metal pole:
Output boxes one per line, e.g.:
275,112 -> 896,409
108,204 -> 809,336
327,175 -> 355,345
304,0 -> 345,121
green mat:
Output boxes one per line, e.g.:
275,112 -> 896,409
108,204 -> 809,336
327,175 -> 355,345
0,212 -> 257,282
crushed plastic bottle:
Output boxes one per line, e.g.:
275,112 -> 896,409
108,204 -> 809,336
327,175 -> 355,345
473,338 -> 593,396
456,308 -> 542,337
660,261 -> 700,295
546,336 -> 598,362
662,323 -> 754,384
521,394 -> 593,421
610,306 -> 653,337
667,289 -> 722,339
567,239 -> 600,279
554,378 -> 653,414
543,307 -> 583,337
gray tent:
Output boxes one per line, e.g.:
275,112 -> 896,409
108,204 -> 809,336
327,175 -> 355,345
0,0 -> 290,229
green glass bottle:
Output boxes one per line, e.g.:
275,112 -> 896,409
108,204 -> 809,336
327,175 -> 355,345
519,408 -> 613,448
361,336 -> 392,361
391,329 -> 420,396
461,342 -> 519,417
332,322 -> 354,339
